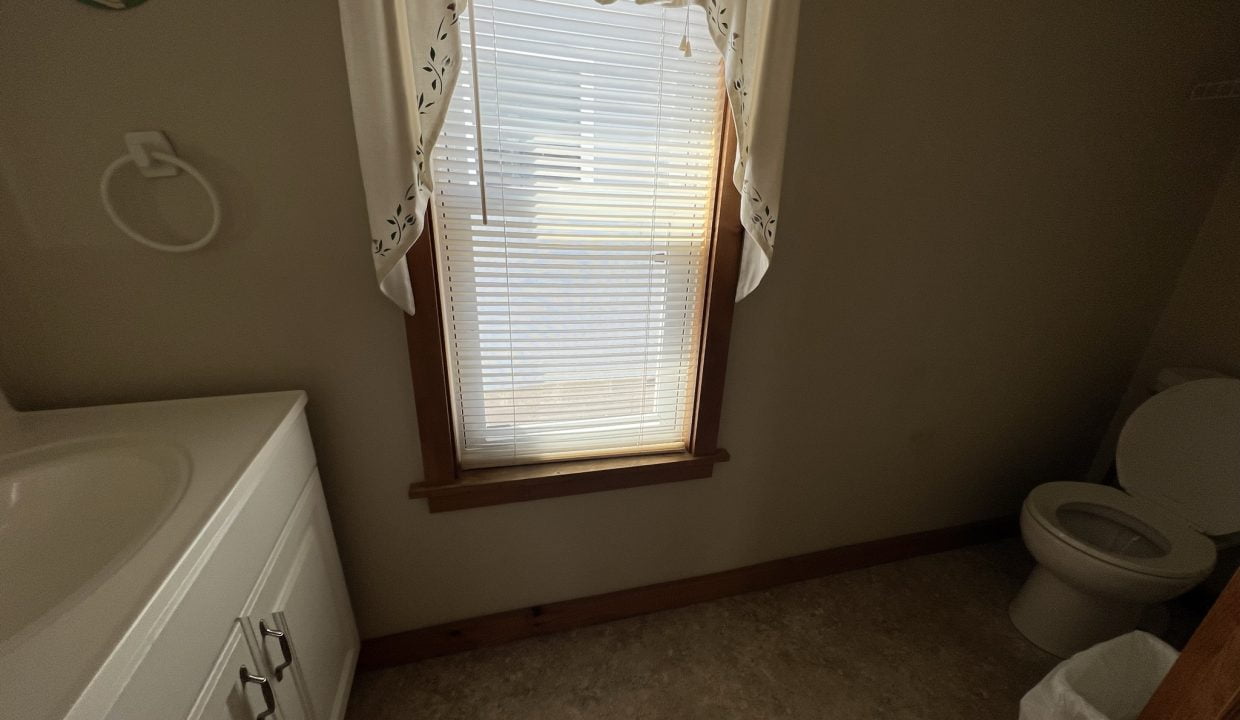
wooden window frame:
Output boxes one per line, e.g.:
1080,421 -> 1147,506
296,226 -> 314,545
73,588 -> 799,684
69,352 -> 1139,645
406,111 -> 742,512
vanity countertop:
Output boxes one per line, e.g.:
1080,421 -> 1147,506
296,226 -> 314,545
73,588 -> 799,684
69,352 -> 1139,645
0,391 -> 309,720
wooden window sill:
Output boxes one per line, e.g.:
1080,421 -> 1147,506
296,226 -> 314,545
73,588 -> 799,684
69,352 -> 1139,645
408,449 -> 730,512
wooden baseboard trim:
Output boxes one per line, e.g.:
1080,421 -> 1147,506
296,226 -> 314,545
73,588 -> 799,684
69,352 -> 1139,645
358,515 -> 1017,669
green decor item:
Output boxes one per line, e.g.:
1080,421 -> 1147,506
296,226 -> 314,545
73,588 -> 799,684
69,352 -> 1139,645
75,0 -> 148,9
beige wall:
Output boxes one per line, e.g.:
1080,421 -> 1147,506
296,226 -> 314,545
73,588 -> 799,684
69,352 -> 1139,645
2,0 -> 1239,639
1088,147 -> 1240,482
1150,148 -> 1240,379
1137,148 -> 1240,385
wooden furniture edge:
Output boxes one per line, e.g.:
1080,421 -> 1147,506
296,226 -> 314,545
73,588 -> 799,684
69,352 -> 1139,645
409,449 -> 730,512
358,515 -> 1016,669
1138,567 -> 1240,720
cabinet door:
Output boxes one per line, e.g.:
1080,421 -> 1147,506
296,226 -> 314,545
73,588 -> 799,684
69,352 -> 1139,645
246,474 -> 359,720
188,623 -> 284,720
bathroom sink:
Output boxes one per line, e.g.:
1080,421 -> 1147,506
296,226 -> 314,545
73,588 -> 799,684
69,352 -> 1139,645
0,438 -> 189,644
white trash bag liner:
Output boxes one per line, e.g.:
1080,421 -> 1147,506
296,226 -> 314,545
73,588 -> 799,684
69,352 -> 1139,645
1019,631 -> 1179,720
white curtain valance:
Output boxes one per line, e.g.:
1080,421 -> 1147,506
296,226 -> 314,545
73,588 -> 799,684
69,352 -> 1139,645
340,0 -> 466,313
339,0 -> 799,313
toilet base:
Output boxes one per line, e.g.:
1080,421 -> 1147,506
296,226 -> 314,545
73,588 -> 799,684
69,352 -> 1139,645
1010,565 -> 1146,658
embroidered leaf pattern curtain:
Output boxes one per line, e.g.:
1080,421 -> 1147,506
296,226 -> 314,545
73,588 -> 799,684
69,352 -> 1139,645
339,0 -> 798,312
340,0 -> 467,313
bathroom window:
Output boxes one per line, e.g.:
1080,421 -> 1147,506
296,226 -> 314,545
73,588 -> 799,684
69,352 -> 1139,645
406,0 -> 740,510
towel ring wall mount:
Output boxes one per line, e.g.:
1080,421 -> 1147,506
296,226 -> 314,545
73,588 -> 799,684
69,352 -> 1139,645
99,131 -> 221,253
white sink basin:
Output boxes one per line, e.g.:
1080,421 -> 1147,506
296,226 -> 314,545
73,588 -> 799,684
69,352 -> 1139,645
0,438 -> 189,644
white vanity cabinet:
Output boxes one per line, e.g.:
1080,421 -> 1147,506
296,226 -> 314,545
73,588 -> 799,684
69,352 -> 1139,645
57,399 -> 361,720
238,475 -> 359,720
186,475 -> 359,720
188,624 -> 274,720
1,393 -> 360,720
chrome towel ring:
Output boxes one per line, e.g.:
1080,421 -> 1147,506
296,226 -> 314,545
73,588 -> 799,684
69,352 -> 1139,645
100,131 -> 221,253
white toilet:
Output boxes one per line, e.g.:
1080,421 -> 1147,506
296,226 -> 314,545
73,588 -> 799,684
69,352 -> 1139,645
1011,377 -> 1240,657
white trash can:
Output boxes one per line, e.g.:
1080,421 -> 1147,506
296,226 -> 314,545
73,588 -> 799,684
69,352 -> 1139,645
1019,631 -> 1179,720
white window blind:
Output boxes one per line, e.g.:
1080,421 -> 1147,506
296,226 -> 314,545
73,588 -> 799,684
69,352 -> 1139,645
431,0 -> 725,468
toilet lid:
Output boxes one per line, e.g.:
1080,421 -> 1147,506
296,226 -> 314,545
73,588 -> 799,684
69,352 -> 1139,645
1117,378 -> 1240,536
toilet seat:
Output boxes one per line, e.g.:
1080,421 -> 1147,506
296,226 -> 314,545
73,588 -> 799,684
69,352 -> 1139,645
1024,481 -> 1216,580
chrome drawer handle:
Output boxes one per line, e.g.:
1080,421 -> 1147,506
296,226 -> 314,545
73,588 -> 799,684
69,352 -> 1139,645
239,666 -> 277,720
260,619 -> 294,681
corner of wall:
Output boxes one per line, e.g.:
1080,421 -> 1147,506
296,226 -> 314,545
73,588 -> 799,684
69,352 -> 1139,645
1085,140 -> 1240,483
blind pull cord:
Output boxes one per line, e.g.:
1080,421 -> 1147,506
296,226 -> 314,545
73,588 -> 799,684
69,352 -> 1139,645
679,4 -> 692,57
467,4 -> 490,224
